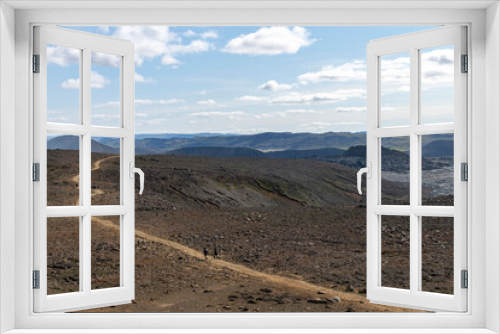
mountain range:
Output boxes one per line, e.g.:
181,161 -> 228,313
47,132 -> 454,158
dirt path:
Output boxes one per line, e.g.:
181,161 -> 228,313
72,155 -> 119,184
84,156 -> 410,312
72,156 -> 119,205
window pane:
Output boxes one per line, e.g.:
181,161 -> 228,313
47,45 -> 81,124
421,217 -> 454,294
421,134 -> 454,206
91,137 -> 120,206
381,137 -> 410,205
47,217 -> 80,295
91,215 -> 121,290
381,215 -> 410,289
420,45 -> 454,125
380,52 -> 410,127
47,134 -> 80,206
91,52 -> 121,127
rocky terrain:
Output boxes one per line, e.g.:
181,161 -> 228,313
45,150 -> 453,313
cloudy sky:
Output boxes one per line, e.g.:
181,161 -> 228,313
46,26 -> 454,134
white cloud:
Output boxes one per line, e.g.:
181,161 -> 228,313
93,98 -> 184,108
93,101 -> 120,108
258,80 -> 295,92
47,45 -> 120,68
183,30 -> 197,38
285,108 -> 316,114
201,30 -> 219,39
139,118 -> 170,126
270,89 -> 366,105
300,121 -> 362,131
298,60 -> 366,83
91,114 -> 120,119
91,52 -> 121,67
301,121 -> 331,127
381,56 -> 410,85
421,48 -> 454,87
61,71 -> 110,89
197,99 -> 216,105
336,107 -> 367,113
199,89 -> 207,95
135,113 -> 148,118
47,46 -> 79,67
47,110 -> 63,115
169,40 -> 212,55
223,26 -> 315,56
112,26 -> 177,67
236,95 -> 268,102
61,78 -> 80,89
97,26 -> 110,34
254,109 -> 316,119
109,26 -> 213,67
135,72 -> 155,83
189,111 -> 246,120
135,98 -> 185,106
161,55 -> 180,65
378,50 -> 453,94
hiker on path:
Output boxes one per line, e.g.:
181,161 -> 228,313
213,244 -> 219,258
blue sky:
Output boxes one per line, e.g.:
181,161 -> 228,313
46,26 -> 454,134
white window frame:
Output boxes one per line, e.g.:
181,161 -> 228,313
366,26 -> 468,312
33,25 -> 136,313
1,1 -> 499,333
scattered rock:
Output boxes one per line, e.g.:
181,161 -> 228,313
307,298 -> 329,304
260,288 -> 273,293
317,291 -> 326,295
329,296 -> 341,304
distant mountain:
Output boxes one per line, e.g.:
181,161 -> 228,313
134,133 -> 236,140
47,135 -> 119,154
167,147 -> 267,158
422,140 -> 454,157
90,132 -> 454,156
112,132 -> 367,155
166,146 -> 346,160
331,145 -> 409,170
266,147 -> 344,159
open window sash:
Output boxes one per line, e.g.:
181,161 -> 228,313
366,26 -> 467,312
33,26 -> 135,312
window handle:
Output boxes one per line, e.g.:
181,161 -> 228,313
357,162 -> 371,195
129,162 -> 145,195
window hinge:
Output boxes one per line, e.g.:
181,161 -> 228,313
33,54 -> 40,73
461,162 -> 468,181
461,270 -> 468,289
33,270 -> 40,289
461,54 -> 468,73
33,163 -> 40,182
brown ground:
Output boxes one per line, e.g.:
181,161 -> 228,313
46,150 -> 453,313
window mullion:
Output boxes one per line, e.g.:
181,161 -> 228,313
409,47 -> 420,294
82,47 -> 92,294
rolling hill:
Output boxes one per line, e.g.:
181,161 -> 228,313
52,132 -> 454,158
422,139 -> 454,157
47,135 -> 119,154
167,147 -> 268,158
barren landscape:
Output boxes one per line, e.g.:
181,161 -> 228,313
46,139 -> 453,313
